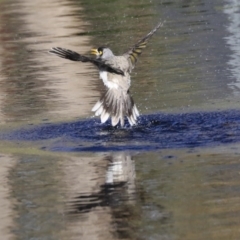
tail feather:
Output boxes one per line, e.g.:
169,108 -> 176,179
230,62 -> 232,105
95,105 -> 103,116
132,105 -> 139,121
92,101 -> 102,112
100,110 -> 110,123
92,89 -> 139,127
111,115 -> 119,127
133,105 -> 139,118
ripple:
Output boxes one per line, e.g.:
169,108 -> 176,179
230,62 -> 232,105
2,110 -> 240,152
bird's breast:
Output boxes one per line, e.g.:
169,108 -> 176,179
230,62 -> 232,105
99,71 -> 119,89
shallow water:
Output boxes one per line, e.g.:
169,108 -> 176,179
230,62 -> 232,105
0,0 -> 240,239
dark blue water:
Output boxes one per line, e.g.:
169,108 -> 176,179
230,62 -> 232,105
4,110 -> 240,152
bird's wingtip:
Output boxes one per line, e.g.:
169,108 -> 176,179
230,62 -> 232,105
49,47 -> 58,54
155,21 -> 164,30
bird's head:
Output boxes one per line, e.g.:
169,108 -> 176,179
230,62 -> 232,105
90,47 -> 114,59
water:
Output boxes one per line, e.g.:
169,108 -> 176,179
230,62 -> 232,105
0,0 -> 240,239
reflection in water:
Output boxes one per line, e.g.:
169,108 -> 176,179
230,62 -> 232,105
135,148 -> 240,240
68,153 -> 135,214
65,152 -> 139,239
0,0 -> 98,124
0,154 -> 16,240
224,1 -> 240,94
9,154 -> 66,240
6,147 -> 240,240
0,1 -> 50,123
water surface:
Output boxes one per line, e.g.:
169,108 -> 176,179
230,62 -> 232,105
0,0 -> 240,239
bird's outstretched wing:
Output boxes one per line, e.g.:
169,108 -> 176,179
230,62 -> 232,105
124,21 -> 163,71
49,47 -> 124,75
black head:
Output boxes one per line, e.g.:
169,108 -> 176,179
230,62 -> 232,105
97,46 -> 107,56
91,46 -> 114,59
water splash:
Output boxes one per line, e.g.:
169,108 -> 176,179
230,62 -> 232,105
2,110 -> 240,152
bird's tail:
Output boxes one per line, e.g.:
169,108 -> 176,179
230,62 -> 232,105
92,89 -> 139,127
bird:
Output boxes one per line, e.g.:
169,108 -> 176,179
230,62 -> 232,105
50,22 -> 163,127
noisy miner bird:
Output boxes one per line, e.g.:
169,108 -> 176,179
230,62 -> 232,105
50,22 -> 163,127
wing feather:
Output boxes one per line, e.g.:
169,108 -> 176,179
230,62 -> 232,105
49,47 -> 124,76
124,21 -> 163,70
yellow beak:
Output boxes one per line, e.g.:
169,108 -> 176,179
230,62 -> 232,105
90,48 -> 99,55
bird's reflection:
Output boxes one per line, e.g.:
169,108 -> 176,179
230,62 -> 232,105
65,152 -> 140,239
67,152 -> 136,214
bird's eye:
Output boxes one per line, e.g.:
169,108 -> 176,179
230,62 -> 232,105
99,50 -> 103,55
